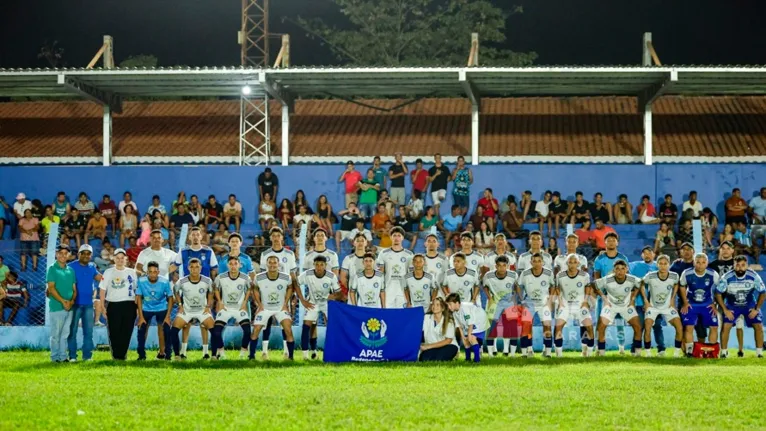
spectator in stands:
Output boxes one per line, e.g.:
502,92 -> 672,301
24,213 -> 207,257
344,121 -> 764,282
477,188 -> 499,232
202,195 -> 223,230
339,216 -> 370,252
406,190 -> 424,224
475,221 -> 494,252
569,191 -> 591,226
575,220 -> 594,257
502,201 -> 527,239
63,208 -> 86,249
469,206 -> 486,234
126,236 -> 143,268
335,202 -> 363,251
147,195 -> 168,223
725,187 -> 748,226
18,209 -> 40,272
67,244 -> 101,361
313,195 -> 334,236
499,194 -> 516,218
520,190 -> 536,222
171,191 -> 190,215
358,169 -> 381,219
53,191 -> 71,222
549,192 -> 568,237
0,256 -> 7,284
119,204 -> 138,248
293,190 -> 312,215
74,192 -> 95,217
257,167 -> 279,201
534,191 -> 552,237
169,202 -> 194,246
590,192 -> 612,224
13,193 -> 32,223
223,194 -> 243,233
118,191 -> 139,218
591,219 -> 616,251
371,156 -> 387,191
0,271 -> 28,326
95,240 -> 114,272
293,204 -> 312,233
388,152 -> 408,206
378,190 -> 395,220
410,158 -> 428,200
188,195 -> 204,226
546,238 -> 560,259
85,209 -> 108,243
719,223 -> 735,246
636,195 -> 660,224
41,205 -> 60,247
682,190 -> 702,220
411,206 -> 440,251
750,187 -> 766,254
699,208 -> 718,250
211,224 -> 230,256
395,205 -> 415,236
654,222 -> 675,255
97,194 -> 118,232
428,153 -> 451,213
258,192 -> 276,232
734,221 -> 758,257
451,156 -> 472,216
378,220 -> 393,248
0,197 -> 8,240
47,246 -> 76,362
676,218 -> 693,248
613,194 -> 633,225
371,204 -> 390,234
277,199 -> 294,231
658,194 -> 678,226
339,161 -> 363,208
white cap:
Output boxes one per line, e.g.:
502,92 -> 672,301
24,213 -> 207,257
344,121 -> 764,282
16,193 -> 25,200
78,244 -> 93,254
113,248 -> 127,256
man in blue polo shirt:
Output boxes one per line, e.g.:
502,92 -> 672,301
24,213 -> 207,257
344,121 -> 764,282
629,246 -> 662,354
67,244 -> 102,362
593,232 -> 629,353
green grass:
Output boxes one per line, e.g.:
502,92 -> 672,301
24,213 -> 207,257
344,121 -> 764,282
1,351 -> 765,430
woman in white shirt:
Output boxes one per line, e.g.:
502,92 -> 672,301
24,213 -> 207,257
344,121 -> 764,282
99,248 -> 138,360
419,297 -> 458,361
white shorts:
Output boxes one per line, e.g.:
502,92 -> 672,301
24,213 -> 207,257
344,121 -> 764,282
179,310 -> 213,324
304,303 -> 329,322
525,303 -> 553,324
215,308 -> 251,324
338,230 -> 354,242
253,309 -> 292,326
386,294 -> 408,309
556,305 -> 592,325
600,305 -> 637,324
645,306 -> 679,322
431,189 -> 447,205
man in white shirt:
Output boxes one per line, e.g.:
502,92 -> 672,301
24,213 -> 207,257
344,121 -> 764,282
534,191 -> 552,237
13,193 -> 32,220
135,230 -> 177,277
99,248 -> 139,360
223,194 -> 243,233
682,190 -> 703,219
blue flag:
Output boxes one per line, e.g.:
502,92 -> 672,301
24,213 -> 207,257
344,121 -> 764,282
324,302 -> 424,363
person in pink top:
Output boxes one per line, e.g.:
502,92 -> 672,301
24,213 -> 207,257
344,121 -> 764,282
18,209 -> 40,271
338,161 -> 363,208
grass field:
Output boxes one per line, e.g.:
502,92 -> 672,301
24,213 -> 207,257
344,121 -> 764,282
2,350 -> 765,430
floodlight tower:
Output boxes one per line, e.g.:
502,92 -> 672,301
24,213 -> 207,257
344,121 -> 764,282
238,0 -> 270,165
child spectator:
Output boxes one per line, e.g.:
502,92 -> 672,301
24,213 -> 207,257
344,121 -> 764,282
86,210 -> 108,243
1,271 -> 28,326
654,222 -> 675,254
97,194 -> 118,232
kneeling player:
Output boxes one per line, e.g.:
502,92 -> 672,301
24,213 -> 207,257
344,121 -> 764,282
595,260 -> 643,356
516,253 -> 555,357
679,253 -> 720,355
482,255 -> 518,357
170,258 -> 215,360
446,293 -> 487,362
299,255 -> 342,359
213,257 -> 253,359
250,256 -> 295,360
715,255 -> 766,358
350,253 -> 386,308
555,254 -> 594,357
641,255 -> 683,357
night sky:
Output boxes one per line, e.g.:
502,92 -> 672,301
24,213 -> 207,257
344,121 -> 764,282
1,0 -> 764,69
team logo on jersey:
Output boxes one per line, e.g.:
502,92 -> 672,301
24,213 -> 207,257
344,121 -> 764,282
624,286 -> 630,293
471,260 -> 478,266
110,277 -> 127,290
360,318 -> 387,348
373,282 -> 379,288
581,309 -> 588,316
667,285 -> 672,291
400,257 -> 406,263
277,284 -> 283,290
323,283 -> 329,289
240,311 -> 247,317
201,255 -> 206,261
577,282 -> 583,288
199,288 -> 206,294
506,283 -> 512,289
282,257 -> 288,263
541,281 -> 547,287
423,284 -> 429,290
463,280 -> 470,286
238,285 -> 244,291
436,263 -> 442,269
705,279 -> 710,286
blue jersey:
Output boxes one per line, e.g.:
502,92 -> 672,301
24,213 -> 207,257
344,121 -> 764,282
716,270 -> 765,309
629,260 -> 657,307
680,268 -> 719,306
174,246 -> 218,278
136,276 -> 174,313
593,252 -> 629,278
68,261 -> 100,306
220,253 -> 255,275
669,259 -> 693,277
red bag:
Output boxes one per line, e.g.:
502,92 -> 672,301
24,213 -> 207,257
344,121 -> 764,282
692,342 -> 720,359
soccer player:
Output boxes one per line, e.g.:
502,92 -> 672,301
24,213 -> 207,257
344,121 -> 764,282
678,253 -> 720,355
709,241 -> 744,356
445,293 -> 488,363
443,253 -> 479,305
136,261 -> 174,360
424,233 -> 448,297
298,255 -> 342,359
554,254 -> 594,357
249,256 -> 295,360
516,231 -> 553,272
350,253 -> 386,308
259,227 -> 299,356
629,246 -> 660,354
341,233 -> 368,303
213,256 -> 252,359
641,255 -> 684,357
405,254 -> 436,310
303,228 -> 340,276
483,255 -> 519,356
595,260 -> 643,356
376,227 -> 414,308
449,232 -> 484,275
483,234 -> 517,274
671,242 -> 705,347
170,258 -> 215,360
592,232 -> 629,353
516,253 -> 555,357
715,256 -> 766,358
220,233 -> 256,280
553,234 -> 588,276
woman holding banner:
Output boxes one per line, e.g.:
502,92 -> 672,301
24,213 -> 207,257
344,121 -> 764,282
419,297 -> 458,361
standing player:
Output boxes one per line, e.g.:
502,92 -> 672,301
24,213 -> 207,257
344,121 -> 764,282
449,232 -> 484,274
516,253 -> 555,357
212,257 -> 252,359
405,254 -> 436,310
482,255 -> 519,357
640,255 -> 684,357
298,255 -> 342,359
715,256 -> 765,358
350,253 -> 386,308
249,256 -> 295,360
259,227 -> 299,356
709,241 -> 743,356
629,247 -> 661,355
592,232 -> 629,353
376,227 -> 414,308
136,261 -> 174,360
169,258 -> 215,360
678,253 -> 720,355
517,231 -> 553,272
445,293 -> 487,363
483,234 -> 517,275
595,260 -> 643,356
443,253 -> 479,305
341,233 -> 368,302
554,254 -> 594,357
553,234 -> 588,275
220,233 -> 256,280
670,242 -> 696,347
424,234 -> 448,298
303,228 -> 340,275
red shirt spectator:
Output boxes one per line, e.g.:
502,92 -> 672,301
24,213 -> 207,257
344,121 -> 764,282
591,220 -> 616,249
98,195 -> 117,218
477,188 -> 499,218
410,159 -> 429,194
575,221 -> 594,245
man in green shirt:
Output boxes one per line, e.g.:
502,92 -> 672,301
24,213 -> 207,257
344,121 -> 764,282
358,168 -> 380,219
46,246 -> 77,362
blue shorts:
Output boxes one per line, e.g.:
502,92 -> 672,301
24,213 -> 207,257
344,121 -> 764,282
681,304 -> 719,327
724,306 -> 763,327
453,194 -> 470,208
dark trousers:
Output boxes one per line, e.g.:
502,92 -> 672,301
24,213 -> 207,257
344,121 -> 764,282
419,344 -> 458,362
106,301 -> 137,360
137,310 -> 171,358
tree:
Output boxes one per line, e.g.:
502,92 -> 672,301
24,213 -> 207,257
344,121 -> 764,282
38,40 -> 66,68
290,0 -> 536,66
119,54 -> 158,68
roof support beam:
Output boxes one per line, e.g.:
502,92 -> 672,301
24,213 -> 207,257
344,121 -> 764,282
458,70 -> 480,106
57,74 -> 123,114
638,71 -> 677,166
259,72 -> 294,112
459,70 -> 481,165
643,105 -> 653,166
281,103 -> 290,166
103,106 -> 112,166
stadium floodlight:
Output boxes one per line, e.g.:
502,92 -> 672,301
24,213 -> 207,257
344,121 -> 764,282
242,85 -> 252,95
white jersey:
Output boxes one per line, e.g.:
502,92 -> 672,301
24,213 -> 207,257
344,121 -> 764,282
352,270 -> 386,308
255,271 -> 292,311
298,269 -> 340,305
556,270 -> 591,305
482,270 -> 518,303
595,274 -> 642,308
136,247 -> 177,277
405,271 -> 436,309
260,247 -> 297,275
483,251 -> 517,271
516,251 -> 554,273
376,248 -> 414,297
642,271 -> 679,308
518,268 -> 555,308
449,251 -> 483,274
424,252 -> 448,290
341,252 -> 366,290
453,302 -> 488,334
443,268 -> 479,303
214,272 -> 251,309
303,248 -> 340,272
175,275 -> 213,312
553,253 -> 588,274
